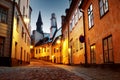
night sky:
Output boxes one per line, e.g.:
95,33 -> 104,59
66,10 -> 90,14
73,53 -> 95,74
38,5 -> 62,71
30,0 -> 69,33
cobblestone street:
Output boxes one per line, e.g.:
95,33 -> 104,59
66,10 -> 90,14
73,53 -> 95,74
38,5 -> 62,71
0,59 -> 120,80
0,59 -> 83,80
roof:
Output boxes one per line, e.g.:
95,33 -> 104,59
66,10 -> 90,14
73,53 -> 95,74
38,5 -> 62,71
35,37 -> 52,47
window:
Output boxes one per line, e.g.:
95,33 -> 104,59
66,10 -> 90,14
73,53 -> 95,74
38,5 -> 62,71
78,9 -> 82,19
44,47 -> 46,52
54,48 -> 55,53
71,15 -> 75,28
90,44 -> 96,64
88,4 -> 94,29
69,21 -> 72,32
36,49 -> 37,54
99,0 -> 109,17
103,36 -> 113,63
74,9 -> 78,25
0,6 -> 8,24
0,37 -> 4,56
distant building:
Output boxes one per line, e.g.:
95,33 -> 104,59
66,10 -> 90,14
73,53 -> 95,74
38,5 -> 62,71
51,27 -> 62,63
32,13 -> 62,62
0,0 -> 32,66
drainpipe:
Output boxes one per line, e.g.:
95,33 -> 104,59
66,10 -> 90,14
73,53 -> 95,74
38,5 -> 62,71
10,0 -> 15,66
80,9 -> 88,66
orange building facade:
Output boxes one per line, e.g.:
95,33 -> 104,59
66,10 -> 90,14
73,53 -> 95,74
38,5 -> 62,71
80,0 -> 120,65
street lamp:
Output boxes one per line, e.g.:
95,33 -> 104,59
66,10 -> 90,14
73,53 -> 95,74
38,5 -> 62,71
30,45 -> 33,49
56,39 -> 61,44
24,17 -> 30,23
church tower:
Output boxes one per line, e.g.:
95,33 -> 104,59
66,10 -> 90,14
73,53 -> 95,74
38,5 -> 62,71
36,11 -> 43,34
32,11 -> 44,45
50,13 -> 57,38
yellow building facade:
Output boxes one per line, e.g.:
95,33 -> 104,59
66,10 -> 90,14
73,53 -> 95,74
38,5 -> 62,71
11,0 -> 31,66
34,42 -> 52,61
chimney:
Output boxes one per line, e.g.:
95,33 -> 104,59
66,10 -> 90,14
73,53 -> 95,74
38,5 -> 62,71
61,15 -> 65,25
65,8 -> 69,15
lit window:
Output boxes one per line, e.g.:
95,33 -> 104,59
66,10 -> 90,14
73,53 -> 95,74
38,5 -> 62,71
0,7 -> 8,24
88,4 -> 94,29
90,44 -> 96,64
99,0 -> 109,17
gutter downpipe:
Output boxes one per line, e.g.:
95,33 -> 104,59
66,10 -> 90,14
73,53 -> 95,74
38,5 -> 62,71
80,9 -> 88,66
10,0 -> 15,66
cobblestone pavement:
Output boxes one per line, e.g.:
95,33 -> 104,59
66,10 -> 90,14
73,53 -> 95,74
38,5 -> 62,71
55,64 -> 120,80
0,60 -> 83,80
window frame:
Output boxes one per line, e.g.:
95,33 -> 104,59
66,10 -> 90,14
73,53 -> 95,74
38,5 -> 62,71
99,0 -> 109,18
90,44 -> 96,64
88,3 -> 94,29
0,5 -> 8,24
103,35 -> 114,63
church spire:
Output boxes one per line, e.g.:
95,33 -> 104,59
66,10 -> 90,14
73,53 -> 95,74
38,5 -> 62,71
36,11 -> 43,34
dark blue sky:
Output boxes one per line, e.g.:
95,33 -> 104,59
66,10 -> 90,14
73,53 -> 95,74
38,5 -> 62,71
30,0 -> 69,33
